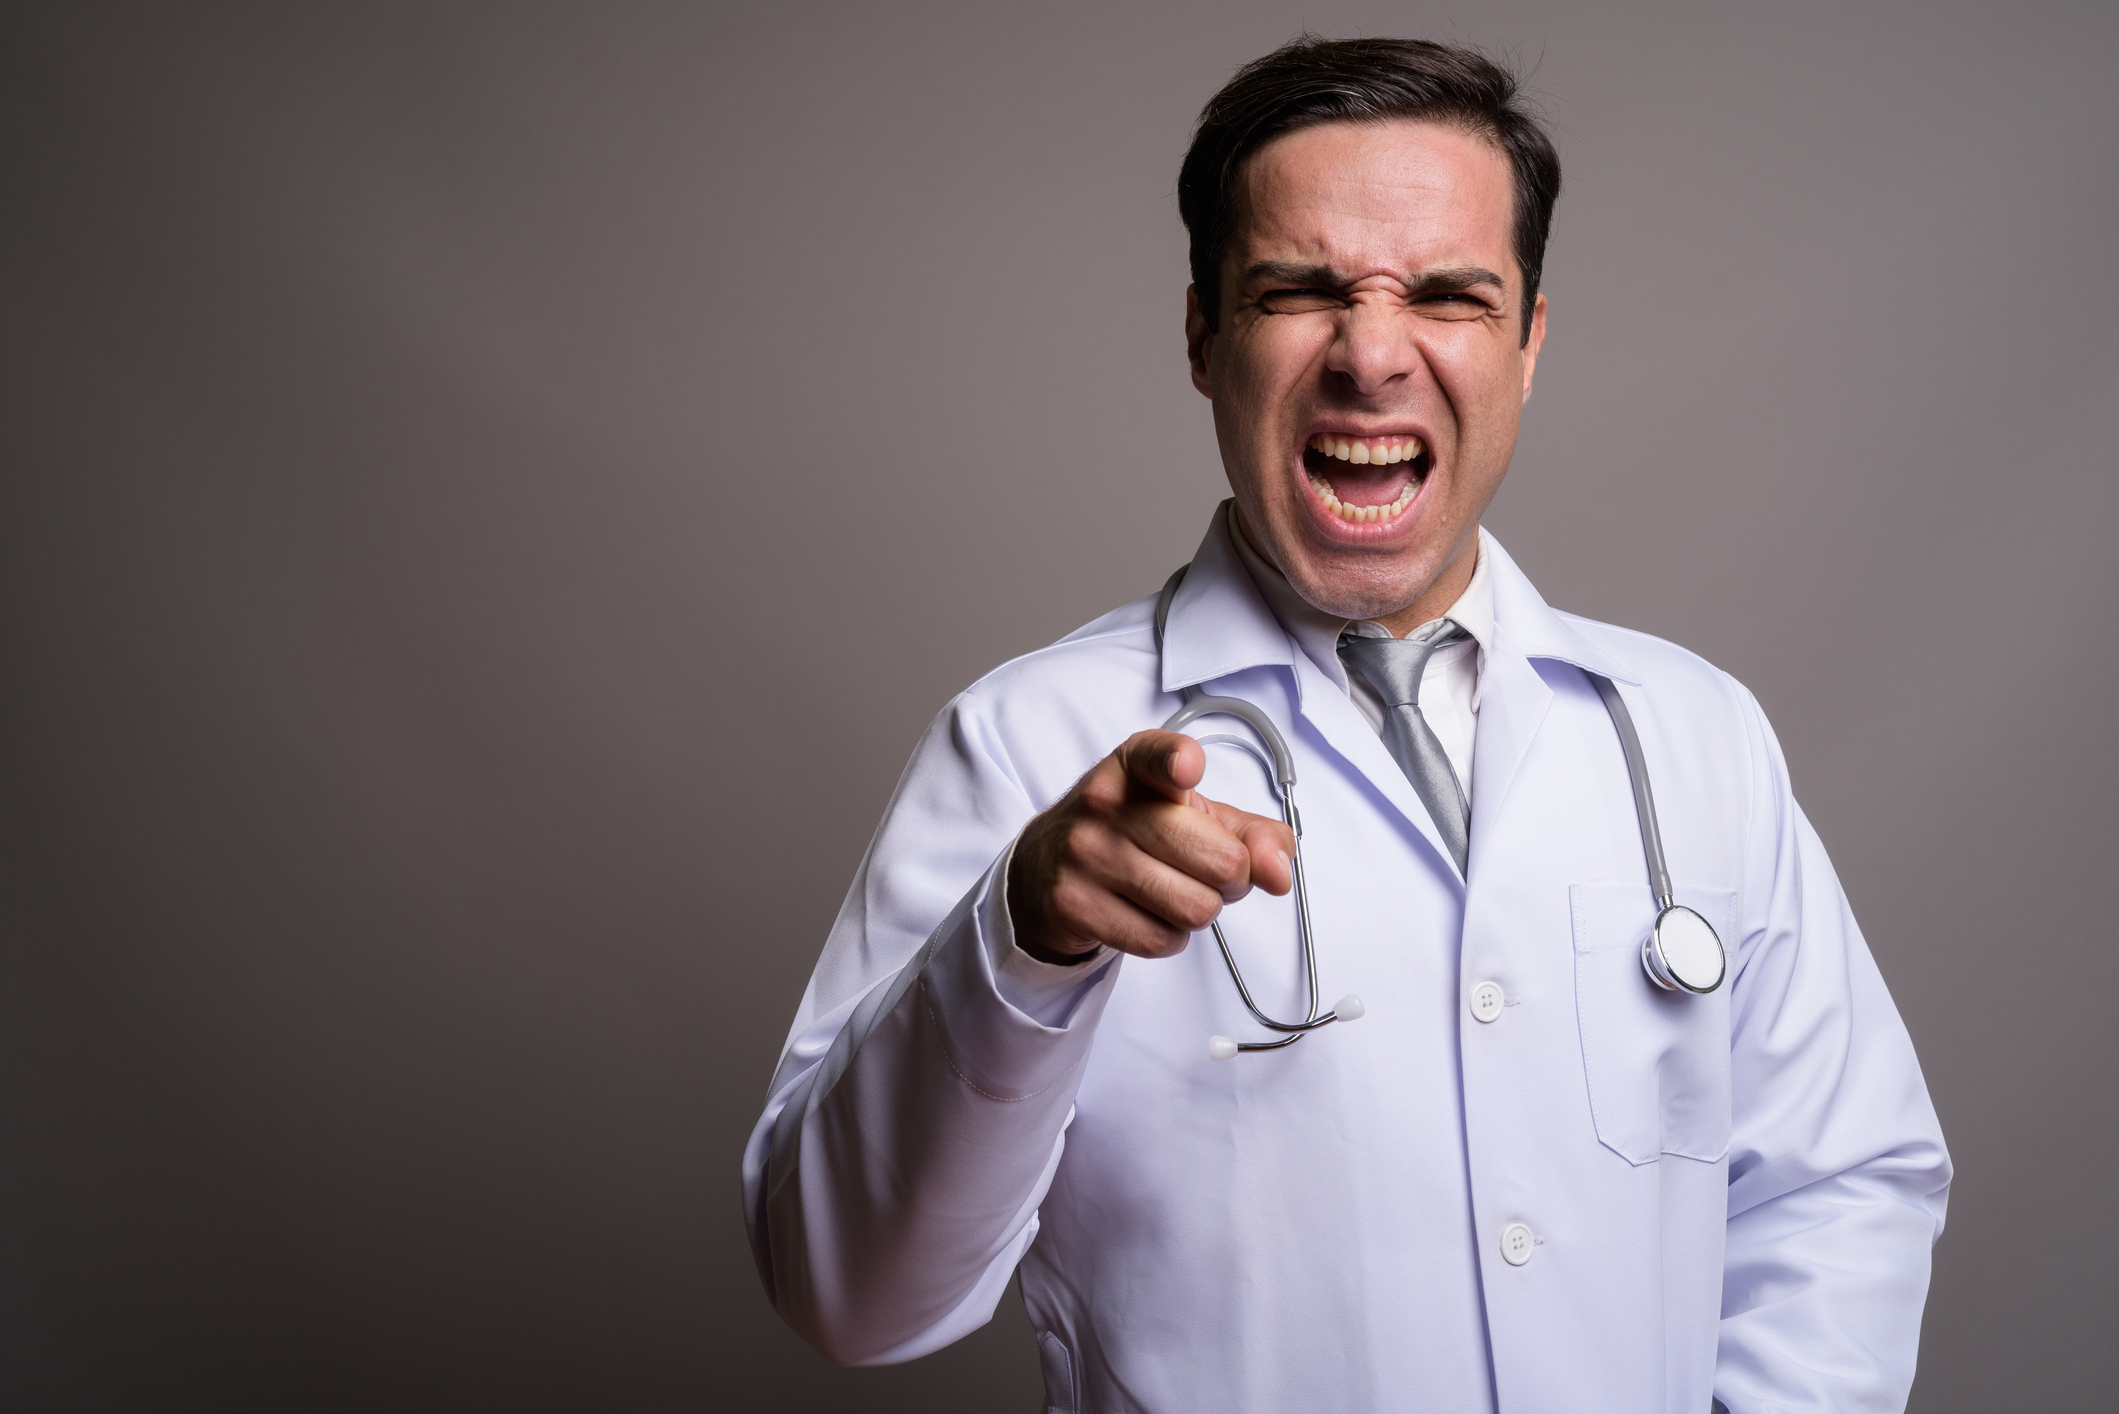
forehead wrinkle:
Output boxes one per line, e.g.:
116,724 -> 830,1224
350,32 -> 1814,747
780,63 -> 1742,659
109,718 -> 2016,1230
1243,131 -> 1497,223
1241,176 -> 1461,249
1228,120 -> 1520,288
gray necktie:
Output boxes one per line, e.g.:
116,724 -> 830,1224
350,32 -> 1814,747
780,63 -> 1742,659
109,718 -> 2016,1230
1340,624 -> 1472,874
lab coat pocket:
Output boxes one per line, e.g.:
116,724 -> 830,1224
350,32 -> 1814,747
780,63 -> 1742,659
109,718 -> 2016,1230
1569,883 -> 1736,1166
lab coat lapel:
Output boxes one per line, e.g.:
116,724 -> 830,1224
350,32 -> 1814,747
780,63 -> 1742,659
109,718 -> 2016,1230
1164,513 -> 1466,878
1291,649 -> 1468,883
1468,538 -> 1640,871
1466,646 -> 1552,868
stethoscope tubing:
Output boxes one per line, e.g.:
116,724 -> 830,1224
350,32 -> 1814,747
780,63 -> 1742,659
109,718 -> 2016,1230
1166,697 -> 1337,1051
1585,672 -> 1727,994
1151,562 -> 1726,1054
1156,570 -> 1349,1052
1586,672 -> 1675,913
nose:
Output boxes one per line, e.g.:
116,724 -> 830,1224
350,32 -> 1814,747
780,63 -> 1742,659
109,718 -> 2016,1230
1325,299 -> 1418,398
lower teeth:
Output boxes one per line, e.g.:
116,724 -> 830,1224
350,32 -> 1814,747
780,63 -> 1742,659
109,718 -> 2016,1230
1310,476 -> 1417,523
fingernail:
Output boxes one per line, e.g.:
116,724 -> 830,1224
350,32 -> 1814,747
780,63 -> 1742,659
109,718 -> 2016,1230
1277,850 -> 1290,873
1167,750 -> 1181,776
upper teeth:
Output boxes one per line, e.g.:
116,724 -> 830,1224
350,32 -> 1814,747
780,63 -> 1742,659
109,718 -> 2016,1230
1308,433 -> 1424,464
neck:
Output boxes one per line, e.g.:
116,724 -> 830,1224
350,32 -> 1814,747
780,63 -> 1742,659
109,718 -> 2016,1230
1229,504 -> 1483,639
1373,531 -> 1479,638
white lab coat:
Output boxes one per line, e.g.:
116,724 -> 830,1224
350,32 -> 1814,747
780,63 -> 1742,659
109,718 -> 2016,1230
743,510 -> 1950,1413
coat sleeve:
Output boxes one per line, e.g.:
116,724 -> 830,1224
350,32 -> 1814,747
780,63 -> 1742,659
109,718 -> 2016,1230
740,688 -> 1121,1366
1714,684 -> 1952,1412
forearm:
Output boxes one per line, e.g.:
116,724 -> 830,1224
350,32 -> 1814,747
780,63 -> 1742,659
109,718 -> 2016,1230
1712,940 -> 1947,1410
745,856 -> 1118,1364
1717,1157 -> 1943,1412
1713,689 -> 1950,1409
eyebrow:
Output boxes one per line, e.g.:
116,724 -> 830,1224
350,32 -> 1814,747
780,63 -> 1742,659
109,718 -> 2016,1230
1242,261 -> 1508,295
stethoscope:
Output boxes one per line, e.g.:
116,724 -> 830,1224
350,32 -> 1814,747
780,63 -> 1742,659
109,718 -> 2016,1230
1153,566 -> 1727,1062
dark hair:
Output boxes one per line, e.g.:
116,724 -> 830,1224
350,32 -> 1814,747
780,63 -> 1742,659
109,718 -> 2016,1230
1178,36 -> 1561,344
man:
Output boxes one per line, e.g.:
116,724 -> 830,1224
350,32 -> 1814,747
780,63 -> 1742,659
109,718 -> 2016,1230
744,37 -> 1949,1413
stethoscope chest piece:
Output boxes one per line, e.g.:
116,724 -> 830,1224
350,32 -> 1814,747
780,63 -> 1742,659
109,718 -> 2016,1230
1586,671 -> 1728,998
1643,904 -> 1726,994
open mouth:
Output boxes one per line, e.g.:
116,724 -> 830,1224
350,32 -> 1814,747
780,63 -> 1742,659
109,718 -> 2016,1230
1303,433 -> 1429,525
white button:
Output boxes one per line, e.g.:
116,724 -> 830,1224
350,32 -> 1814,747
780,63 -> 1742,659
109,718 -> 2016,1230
1470,981 -> 1505,1023
1500,1222 -> 1536,1266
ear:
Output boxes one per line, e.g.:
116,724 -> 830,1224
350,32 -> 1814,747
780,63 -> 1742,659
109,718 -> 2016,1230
1520,292 -> 1548,405
1186,284 -> 1214,398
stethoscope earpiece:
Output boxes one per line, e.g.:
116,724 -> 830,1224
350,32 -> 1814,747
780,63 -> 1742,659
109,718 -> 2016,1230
1207,994 -> 1360,1062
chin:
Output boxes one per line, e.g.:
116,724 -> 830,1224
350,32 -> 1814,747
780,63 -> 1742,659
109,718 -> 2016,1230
1280,547 -> 1438,622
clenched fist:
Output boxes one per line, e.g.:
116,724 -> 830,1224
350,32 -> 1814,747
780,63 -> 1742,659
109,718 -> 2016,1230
1006,729 -> 1298,964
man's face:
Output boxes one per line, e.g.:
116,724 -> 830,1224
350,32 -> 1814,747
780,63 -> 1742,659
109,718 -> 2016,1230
1188,119 -> 1546,626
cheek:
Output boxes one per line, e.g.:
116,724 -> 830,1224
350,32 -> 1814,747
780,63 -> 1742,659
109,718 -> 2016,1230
1423,339 -> 1522,445
1224,323 -> 1326,415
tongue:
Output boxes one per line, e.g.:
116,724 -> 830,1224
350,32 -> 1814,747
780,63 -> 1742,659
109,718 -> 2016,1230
1321,464 -> 1415,507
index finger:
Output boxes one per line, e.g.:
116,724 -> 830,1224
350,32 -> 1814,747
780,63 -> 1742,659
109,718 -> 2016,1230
1114,730 -> 1204,804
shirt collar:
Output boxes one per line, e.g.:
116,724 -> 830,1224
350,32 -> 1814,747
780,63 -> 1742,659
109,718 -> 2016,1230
1223,501 -> 1498,678
1164,499 -> 1638,693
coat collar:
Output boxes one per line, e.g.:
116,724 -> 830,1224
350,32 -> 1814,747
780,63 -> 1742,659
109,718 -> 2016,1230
1163,504 -> 1639,884
1161,501 -> 1638,694
1478,534 -> 1639,686
1158,505 -> 1296,695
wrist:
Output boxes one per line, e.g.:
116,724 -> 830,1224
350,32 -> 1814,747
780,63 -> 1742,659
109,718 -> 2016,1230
1004,826 -> 1102,967
1019,937 -> 1103,967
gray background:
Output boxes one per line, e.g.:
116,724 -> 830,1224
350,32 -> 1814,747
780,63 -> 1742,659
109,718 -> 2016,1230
4,1 -> 2113,1409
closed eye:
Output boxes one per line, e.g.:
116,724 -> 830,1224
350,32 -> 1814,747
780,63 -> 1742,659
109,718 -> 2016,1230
1414,290 -> 1500,319
1257,287 -> 1345,314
